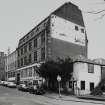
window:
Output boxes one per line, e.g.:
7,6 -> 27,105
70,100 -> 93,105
13,72 -> 15,77
69,81 -> 72,88
90,82 -> 94,91
29,68 -> 32,77
41,31 -> 45,44
21,48 -> 23,55
21,58 -> 23,66
21,70 -> 23,78
18,60 -> 20,67
24,45 -> 27,53
81,29 -> 84,33
34,51 -> 37,62
41,47 -> 45,60
29,54 -> 32,64
88,64 -> 94,73
75,26 -> 78,31
81,81 -> 85,90
18,50 -> 20,57
29,41 -> 32,51
34,38 -> 37,48
24,56 -> 27,65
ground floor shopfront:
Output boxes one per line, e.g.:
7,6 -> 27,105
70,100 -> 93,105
15,63 -> 43,85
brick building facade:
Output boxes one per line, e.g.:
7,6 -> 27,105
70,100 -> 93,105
16,2 -> 88,83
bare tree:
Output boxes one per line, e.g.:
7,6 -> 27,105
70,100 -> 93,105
78,0 -> 105,19
86,0 -> 105,19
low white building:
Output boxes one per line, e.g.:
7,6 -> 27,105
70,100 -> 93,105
72,56 -> 104,96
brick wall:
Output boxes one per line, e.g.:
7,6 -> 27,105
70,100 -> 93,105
51,38 -> 87,60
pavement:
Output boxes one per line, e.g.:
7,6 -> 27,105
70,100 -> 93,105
77,95 -> 105,101
44,92 -> 105,104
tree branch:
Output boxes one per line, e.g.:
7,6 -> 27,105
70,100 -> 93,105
87,9 -> 105,14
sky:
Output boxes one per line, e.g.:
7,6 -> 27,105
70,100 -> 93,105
0,0 -> 105,59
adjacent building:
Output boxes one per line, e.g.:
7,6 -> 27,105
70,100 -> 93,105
72,56 -> 105,95
0,52 -> 7,80
16,2 -> 88,83
6,50 -> 17,82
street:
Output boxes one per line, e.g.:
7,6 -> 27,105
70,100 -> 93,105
0,86 -> 105,105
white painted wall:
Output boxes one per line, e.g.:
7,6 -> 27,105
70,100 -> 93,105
73,62 -> 101,95
50,14 -> 86,46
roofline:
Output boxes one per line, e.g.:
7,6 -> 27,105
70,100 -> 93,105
18,2 -> 80,44
73,60 -> 105,66
19,16 -> 50,42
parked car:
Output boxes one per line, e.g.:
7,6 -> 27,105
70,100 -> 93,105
35,86 -> 45,95
29,84 -> 37,94
17,82 -> 29,91
0,81 -> 4,85
29,85 -> 45,95
3,81 -> 8,87
7,82 -> 16,88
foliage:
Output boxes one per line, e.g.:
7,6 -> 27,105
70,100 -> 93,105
57,57 -> 73,82
38,57 -> 73,87
39,60 -> 60,80
91,79 -> 105,95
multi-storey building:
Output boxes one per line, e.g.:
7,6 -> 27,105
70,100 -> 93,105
6,50 -> 17,82
16,2 -> 88,83
0,52 -> 7,80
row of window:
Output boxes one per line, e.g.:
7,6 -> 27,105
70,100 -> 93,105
81,81 -> 94,91
69,81 -> 94,91
8,62 -> 17,70
20,66 -> 38,78
18,30 -> 46,57
75,26 -> 85,33
18,47 -> 45,67
8,72 -> 15,78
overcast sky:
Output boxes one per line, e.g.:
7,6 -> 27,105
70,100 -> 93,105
0,0 -> 105,59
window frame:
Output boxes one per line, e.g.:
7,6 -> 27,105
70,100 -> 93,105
81,81 -> 85,90
88,63 -> 94,73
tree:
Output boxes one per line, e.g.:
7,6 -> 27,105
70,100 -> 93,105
38,57 -> 73,91
84,0 -> 105,19
38,60 -> 60,90
57,57 -> 73,92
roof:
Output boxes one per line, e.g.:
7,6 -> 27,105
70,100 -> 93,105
73,55 -> 105,66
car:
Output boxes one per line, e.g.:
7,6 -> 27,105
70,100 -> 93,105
0,81 -> 4,85
3,81 -> 8,87
7,82 -> 16,88
29,84 -> 37,94
35,86 -> 45,95
29,84 -> 45,95
17,83 -> 29,91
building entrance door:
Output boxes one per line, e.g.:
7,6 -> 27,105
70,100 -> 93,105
90,82 -> 94,91
16,73 -> 20,85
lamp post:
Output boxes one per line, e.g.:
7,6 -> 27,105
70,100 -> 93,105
57,75 -> 61,98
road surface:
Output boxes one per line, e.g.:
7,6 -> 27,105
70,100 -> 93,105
0,86 -> 105,105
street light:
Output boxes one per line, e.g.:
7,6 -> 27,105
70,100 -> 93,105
57,75 -> 61,98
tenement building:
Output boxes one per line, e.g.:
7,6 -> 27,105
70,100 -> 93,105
0,52 -> 6,80
16,2 -> 88,83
